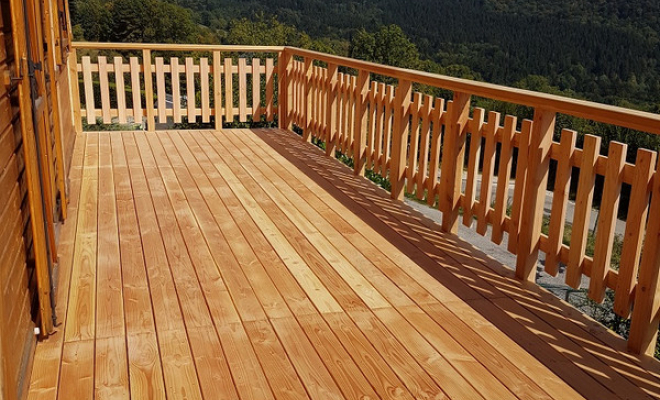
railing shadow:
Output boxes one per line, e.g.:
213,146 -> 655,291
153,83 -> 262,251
252,127 -> 660,399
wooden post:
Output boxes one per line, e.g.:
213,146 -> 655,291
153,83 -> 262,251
566,134 -> 601,288
588,142 -> 627,302
353,69 -> 370,176
614,150 -> 656,316
302,57 -> 314,142
628,157 -> 660,355
325,63 -> 339,157
389,79 -> 412,201
142,49 -> 155,132
515,109 -> 556,282
277,49 -> 293,131
439,92 -> 471,233
68,48 -> 83,135
213,51 -> 222,130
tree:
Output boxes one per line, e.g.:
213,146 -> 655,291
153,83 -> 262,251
349,25 -> 420,69
104,0 -> 198,43
226,14 -> 312,47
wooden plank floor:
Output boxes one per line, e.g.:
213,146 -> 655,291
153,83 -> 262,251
27,129 -> 660,400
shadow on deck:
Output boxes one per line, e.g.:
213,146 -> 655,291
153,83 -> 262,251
27,128 -> 660,400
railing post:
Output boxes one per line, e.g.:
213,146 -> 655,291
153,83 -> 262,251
303,57 -> 314,142
515,109 -> 556,282
628,158 -> 660,355
390,79 -> 412,201
213,51 -> 222,130
439,92 -> 471,233
278,49 -> 293,131
353,69 -> 370,176
325,63 -> 339,157
142,49 -> 155,132
68,47 -> 83,135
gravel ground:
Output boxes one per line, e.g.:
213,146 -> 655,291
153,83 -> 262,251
404,198 -> 592,300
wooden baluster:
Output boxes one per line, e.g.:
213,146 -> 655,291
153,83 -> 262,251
508,119 -> 532,254
98,56 -> 112,124
347,75 -> 356,158
252,58 -> 261,121
129,57 -> 142,127
628,156 -> 660,355
406,93 -> 422,193
373,83 -> 385,174
213,52 -> 222,129
69,48 -> 83,133
492,115 -> 516,244
155,57 -> 166,123
266,58 -> 274,122
325,63 -> 339,157
81,56 -> 95,125
114,57 -> 127,124
302,57 -> 314,141
338,74 -> 347,154
172,58 -> 182,124
477,111 -> 501,235
142,49 -> 155,132
186,57 -> 196,123
238,58 -> 247,122
353,69 -> 370,176
566,134 -> 601,289
515,109 -> 555,282
463,108 -> 484,226
614,149 -> 657,316
366,82 -> 377,170
201,58 -> 210,123
415,95 -> 433,201
278,50 -> 292,130
382,85 -> 395,176
545,129 -> 577,276
390,79 -> 412,201
589,142 -> 626,303
224,57 -> 234,124
439,92 -> 471,233
427,98 -> 445,206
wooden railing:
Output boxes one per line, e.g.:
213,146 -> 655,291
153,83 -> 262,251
70,43 -> 284,131
71,43 -> 660,356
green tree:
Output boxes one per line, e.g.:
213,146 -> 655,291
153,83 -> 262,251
350,25 -> 420,69
71,0 -> 111,41
108,0 -> 198,43
226,14 -> 312,47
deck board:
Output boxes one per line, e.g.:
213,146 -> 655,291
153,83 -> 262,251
27,129 -> 660,400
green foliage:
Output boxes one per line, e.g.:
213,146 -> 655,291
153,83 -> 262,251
72,0 -> 201,43
349,25 -> 420,69
226,14 -> 312,47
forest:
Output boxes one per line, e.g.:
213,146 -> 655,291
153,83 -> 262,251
71,0 -> 660,156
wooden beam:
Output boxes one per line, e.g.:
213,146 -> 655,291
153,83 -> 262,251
277,50 -> 292,131
68,48 -> 83,135
389,79 -> 412,201
142,49 -> 155,132
325,63 -> 339,157
515,109 -> 555,282
439,92 -> 471,233
302,57 -> 314,142
213,51 -> 222,130
353,70 -> 370,176
628,157 -> 660,355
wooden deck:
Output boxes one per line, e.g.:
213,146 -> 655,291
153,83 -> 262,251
27,128 -> 660,400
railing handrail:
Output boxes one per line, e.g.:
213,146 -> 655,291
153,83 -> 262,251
72,41 -> 285,53
285,46 -> 660,135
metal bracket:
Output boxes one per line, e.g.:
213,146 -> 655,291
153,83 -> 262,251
3,62 -> 24,86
